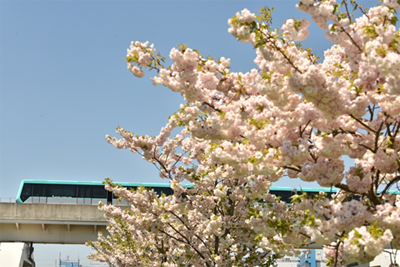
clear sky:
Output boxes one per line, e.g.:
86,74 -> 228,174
0,0 -> 376,266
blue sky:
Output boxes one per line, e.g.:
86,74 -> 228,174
0,0 -> 339,198
0,0 -> 376,265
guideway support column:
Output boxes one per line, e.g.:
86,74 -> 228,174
0,242 -> 35,267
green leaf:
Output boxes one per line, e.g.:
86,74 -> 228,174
374,43 -> 388,57
256,105 -> 264,112
249,118 -> 269,129
362,25 -> 378,38
389,16 -> 398,26
177,43 -> 188,52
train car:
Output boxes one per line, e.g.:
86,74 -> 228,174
16,179 -> 190,205
16,180 -> 398,205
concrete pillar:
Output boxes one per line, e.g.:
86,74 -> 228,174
0,242 -> 35,267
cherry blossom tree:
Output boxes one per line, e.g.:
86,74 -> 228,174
88,0 -> 400,266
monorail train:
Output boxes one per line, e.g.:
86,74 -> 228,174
15,179 -> 350,205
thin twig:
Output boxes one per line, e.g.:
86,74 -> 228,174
380,175 -> 400,196
258,28 -> 303,74
373,121 -> 384,153
342,1 -> 352,23
340,27 -> 363,53
350,114 -> 377,133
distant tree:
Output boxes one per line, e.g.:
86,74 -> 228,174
88,0 -> 400,266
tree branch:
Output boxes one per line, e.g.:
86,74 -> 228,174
340,27 -> 363,53
380,175 -> 400,196
350,114 -> 377,133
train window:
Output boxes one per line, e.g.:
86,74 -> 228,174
92,186 -> 106,198
270,190 -> 292,203
33,184 -> 48,197
126,186 -> 137,192
124,186 -> 173,196
49,185 -> 76,197
153,187 -> 173,196
21,184 -> 32,201
78,186 -> 91,198
152,187 -> 162,196
21,184 -> 31,196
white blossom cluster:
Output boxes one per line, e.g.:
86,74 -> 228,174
90,1 -> 400,266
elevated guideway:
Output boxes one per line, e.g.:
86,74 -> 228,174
0,203 -> 108,244
0,203 -> 398,267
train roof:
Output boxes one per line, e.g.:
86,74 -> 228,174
19,179 -> 180,187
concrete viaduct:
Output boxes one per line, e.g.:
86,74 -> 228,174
0,203 -> 107,244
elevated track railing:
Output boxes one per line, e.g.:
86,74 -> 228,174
0,197 -> 15,203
